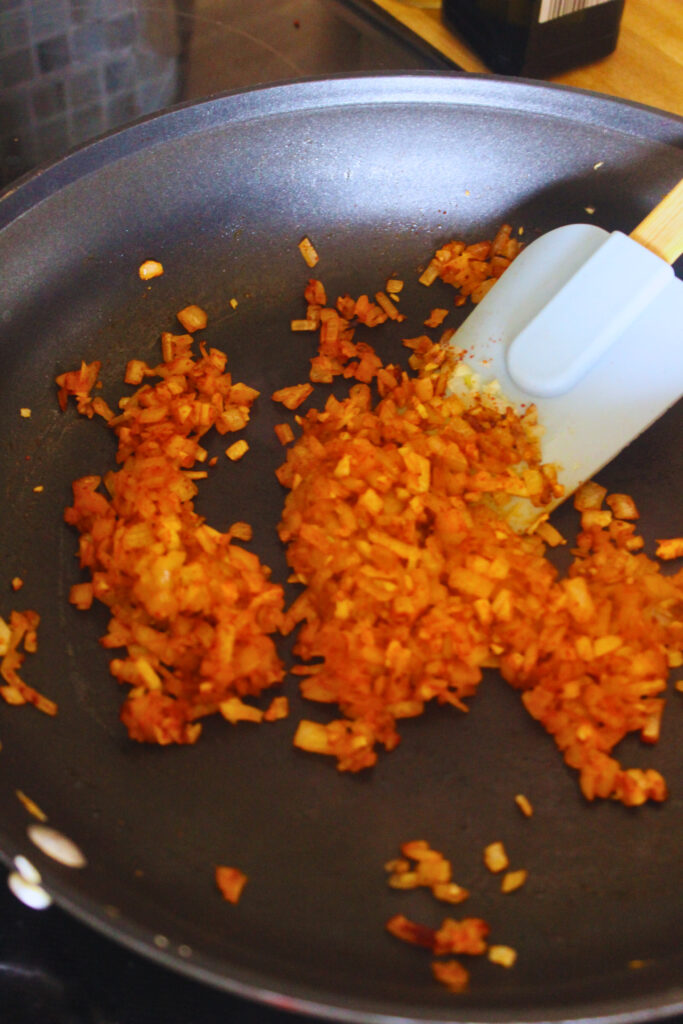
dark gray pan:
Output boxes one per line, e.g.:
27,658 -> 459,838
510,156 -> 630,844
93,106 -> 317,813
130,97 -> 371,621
0,74 -> 681,1024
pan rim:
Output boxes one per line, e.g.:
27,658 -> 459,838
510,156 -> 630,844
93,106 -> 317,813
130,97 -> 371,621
2,839 -> 682,1024
1,70 -> 682,226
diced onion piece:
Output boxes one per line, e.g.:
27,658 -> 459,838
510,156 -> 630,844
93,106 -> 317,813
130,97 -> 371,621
488,944 -> 517,968
274,422 -> 295,446
298,236 -> 319,268
1,685 -> 25,704
535,521 -> 566,547
606,493 -> 639,520
263,696 -> 289,721
640,707 -> 662,744
291,319 -> 318,331
501,869 -> 528,893
574,480 -> 607,511
433,916 -> 489,955
272,383 -> 313,410
388,870 -> 419,890
227,521 -> 253,542
374,291 -> 405,322
432,959 -> 469,993
483,841 -> 509,873
69,582 -> 93,610
593,635 -> 622,658
16,790 -> 47,821
225,440 -> 249,461
219,697 -> 263,724
514,793 -> 533,817
581,509 -> 612,530
562,577 -> 595,624
424,308 -> 449,328
432,882 -> 470,904
0,617 -> 10,656
418,259 -> 441,286
177,305 -> 207,333
386,914 -> 435,949
138,259 -> 164,280
293,719 -> 334,754
655,537 -> 683,561
215,865 -> 247,904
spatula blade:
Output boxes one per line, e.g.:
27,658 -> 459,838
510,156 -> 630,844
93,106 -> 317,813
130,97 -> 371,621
447,224 -> 683,530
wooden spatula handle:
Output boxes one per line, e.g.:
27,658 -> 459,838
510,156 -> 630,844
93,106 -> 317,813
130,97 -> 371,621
629,178 -> 683,265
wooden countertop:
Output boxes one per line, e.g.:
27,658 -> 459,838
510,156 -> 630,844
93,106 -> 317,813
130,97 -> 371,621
367,0 -> 683,117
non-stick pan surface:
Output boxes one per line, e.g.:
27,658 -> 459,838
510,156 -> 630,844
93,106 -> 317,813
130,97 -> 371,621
0,74 -> 681,1024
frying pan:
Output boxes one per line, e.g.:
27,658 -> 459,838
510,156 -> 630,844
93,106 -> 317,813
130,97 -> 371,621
0,74 -> 682,1024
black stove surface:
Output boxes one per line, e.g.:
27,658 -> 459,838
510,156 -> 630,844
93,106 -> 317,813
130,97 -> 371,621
0,0 -> 454,188
0,7 -> 455,1022
2,878 -> 297,1024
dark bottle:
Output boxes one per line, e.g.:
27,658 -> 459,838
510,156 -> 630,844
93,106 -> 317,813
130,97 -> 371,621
441,0 -> 626,77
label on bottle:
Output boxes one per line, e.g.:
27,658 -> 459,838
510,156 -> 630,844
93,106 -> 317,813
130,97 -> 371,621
538,0 -> 617,23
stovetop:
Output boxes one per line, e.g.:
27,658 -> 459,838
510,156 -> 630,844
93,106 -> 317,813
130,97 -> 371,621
0,6 -> 456,1022
0,0 -> 453,188
2,877 -> 295,1024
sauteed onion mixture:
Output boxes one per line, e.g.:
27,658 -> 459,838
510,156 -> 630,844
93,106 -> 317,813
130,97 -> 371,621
0,225 -> 676,992
44,227 -> 681,813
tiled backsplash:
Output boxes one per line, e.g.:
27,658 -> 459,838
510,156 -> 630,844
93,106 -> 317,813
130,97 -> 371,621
0,0 -> 182,184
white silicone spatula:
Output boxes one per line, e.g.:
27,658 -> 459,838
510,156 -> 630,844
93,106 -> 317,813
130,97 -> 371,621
447,179 -> 683,531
